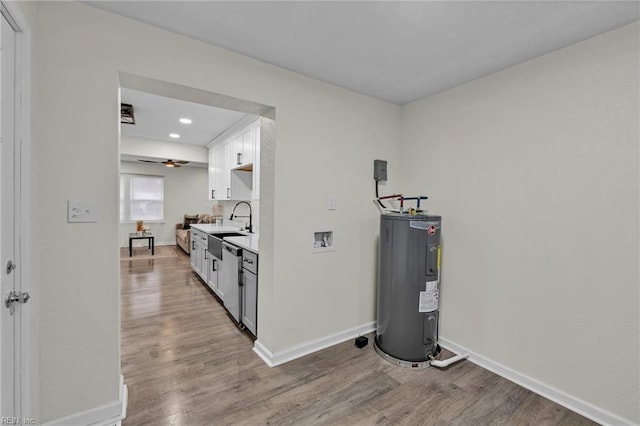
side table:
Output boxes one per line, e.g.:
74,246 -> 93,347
129,232 -> 154,257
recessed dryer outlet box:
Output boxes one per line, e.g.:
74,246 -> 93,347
312,229 -> 334,253
374,159 -> 387,181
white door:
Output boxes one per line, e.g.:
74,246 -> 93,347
0,10 -> 21,418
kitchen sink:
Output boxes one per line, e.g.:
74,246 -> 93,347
207,232 -> 245,259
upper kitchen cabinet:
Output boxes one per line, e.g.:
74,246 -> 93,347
208,139 -> 231,200
214,140 -> 231,200
208,146 -> 217,200
208,115 -> 261,201
231,123 -> 255,169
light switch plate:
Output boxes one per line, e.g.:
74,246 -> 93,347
68,200 -> 97,223
327,195 -> 336,211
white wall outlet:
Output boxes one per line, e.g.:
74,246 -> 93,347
327,195 -> 336,211
68,200 -> 97,223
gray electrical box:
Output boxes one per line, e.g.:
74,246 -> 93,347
374,159 -> 387,181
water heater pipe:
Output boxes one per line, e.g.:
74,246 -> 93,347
378,194 -> 403,200
402,196 -> 429,208
430,353 -> 469,368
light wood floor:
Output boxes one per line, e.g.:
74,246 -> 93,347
121,248 -> 595,426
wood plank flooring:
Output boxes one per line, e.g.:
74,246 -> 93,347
121,248 -> 596,426
120,244 -> 181,261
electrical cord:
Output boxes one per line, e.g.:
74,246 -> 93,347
375,179 -> 385,208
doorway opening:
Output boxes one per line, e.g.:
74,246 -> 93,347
117,73 -> 275,419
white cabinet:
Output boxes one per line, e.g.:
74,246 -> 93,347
208,147 -> 216,200
190,228 -> 209,283
242,270 -> 257,335
202,248 -> 211,286
231,123 -> 255,169
208,116 -> 261,201
230,133 -> 242,168
189,234 -> 197,270
214,140 -> 231,200
207,256 -> 220,295
241,250 -> 258,336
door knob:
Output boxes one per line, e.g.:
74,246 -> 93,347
5,290 -> 30,316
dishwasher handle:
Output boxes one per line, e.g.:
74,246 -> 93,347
222,242 -> 242,257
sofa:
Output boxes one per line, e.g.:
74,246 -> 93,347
176,214 -> 215,254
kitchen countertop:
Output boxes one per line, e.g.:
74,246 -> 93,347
190,223 -> 249,234
189,222 -> 258,253
224,235 -> 259,254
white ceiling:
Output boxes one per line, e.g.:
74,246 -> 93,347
93,1 -> 639,105
121,88 -> 248,146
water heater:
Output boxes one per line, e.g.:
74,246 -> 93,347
375,213 -> 442,368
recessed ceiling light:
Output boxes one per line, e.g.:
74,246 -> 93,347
169,133 -> 180,139
179,118 -> 192,124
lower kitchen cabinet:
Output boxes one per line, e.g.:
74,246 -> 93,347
190,231 -> 258,336
190,228 -> 209,283
208,255 -> 221,297
189,237 -> 197,271
242,269 -> 257,335
241,250 -> 258,336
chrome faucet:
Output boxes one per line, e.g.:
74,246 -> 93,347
230,201 -> 253,234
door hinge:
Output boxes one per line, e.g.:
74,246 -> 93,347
5,290 -> 30,315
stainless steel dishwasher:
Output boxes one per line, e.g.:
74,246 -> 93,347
207,232 -> 244,300
220,241 -> 243,323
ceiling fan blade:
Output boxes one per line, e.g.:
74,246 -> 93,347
137,159 -> 187,167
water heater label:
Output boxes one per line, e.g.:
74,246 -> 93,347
419,281 -> 439,312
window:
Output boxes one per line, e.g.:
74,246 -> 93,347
120,173 -> 164,222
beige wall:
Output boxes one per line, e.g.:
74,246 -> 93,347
29,2 -> 400,421
399,23 -> 639,422
20,0 -> 638,423
119,162 -> 212,246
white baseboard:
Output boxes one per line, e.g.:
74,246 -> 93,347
439,337 -> 635,426
119,374 -> 128,424
253,340 -> 276,367
43,375 -> 127,426
254,321 -> 376,367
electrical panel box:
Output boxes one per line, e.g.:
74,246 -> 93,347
374,159 -> 387,181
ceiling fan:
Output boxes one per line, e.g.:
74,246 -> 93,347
138,159 -> 189,168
